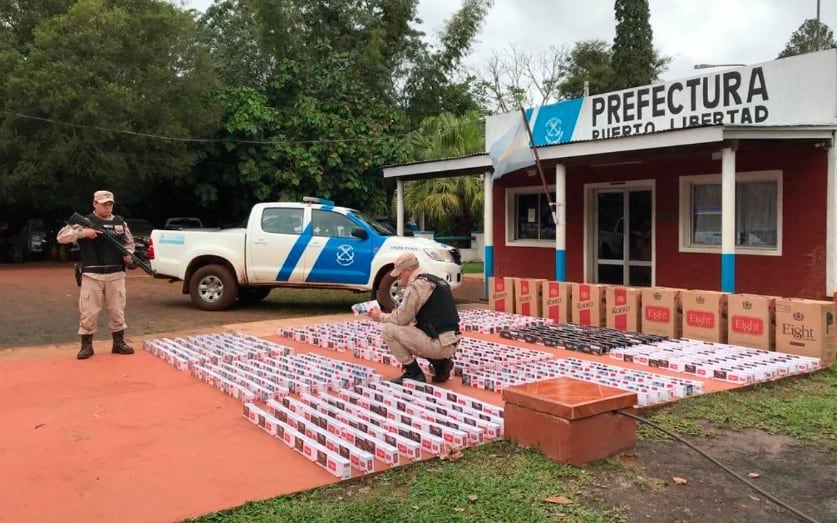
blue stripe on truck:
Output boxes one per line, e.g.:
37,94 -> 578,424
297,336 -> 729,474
276,223 -> 313,281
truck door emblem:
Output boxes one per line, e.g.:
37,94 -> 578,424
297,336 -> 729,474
336,245 -> 355,266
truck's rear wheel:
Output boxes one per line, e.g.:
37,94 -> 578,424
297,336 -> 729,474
238,287 -> 271,304
375,273 -> 406,313
190,264 -> 238,311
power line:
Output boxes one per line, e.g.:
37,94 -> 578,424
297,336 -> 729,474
0,109 -> 484,147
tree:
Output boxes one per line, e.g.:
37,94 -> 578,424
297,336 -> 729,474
778,18 -> 837,58
611,0 -> 668,91
402,112 -> 484,235
557,39 -> 615,99
398,0 -> 492,123
0,0 -> 220,213
477,43 -> 565,113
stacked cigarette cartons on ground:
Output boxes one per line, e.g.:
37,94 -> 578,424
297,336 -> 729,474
681,290 -> 729,343
452,338 -> 554,377
641,287 -> 682,339
277,321 -> 383,352
727,294 -> 776,350
498,323 -> 666,355
606,286 -> 642,331
460,357 -> 704,406
571,283 -> 607,326
774,298 -> 836,366
145,332 -> 384,401
541,280 -> 572,324
610,339 -> 821,384
459,309 -> 552,334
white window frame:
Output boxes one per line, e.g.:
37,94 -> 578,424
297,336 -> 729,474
505,185 -> 556,247
678,170 -> 783,256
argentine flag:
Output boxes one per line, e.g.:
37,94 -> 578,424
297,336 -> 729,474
489,107 -> 540,180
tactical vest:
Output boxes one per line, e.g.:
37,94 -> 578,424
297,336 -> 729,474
414,273 -> 460,338
78,213 -> 127,274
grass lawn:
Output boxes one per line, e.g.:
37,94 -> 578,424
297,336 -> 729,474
188,365 -> 836,523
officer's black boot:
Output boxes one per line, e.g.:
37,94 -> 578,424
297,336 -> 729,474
77,334 -> 94,360
111,330 -> 134,355
430,358 -> 454,383
390,360 -> 426,385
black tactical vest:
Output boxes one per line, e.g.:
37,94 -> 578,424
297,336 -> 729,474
78,214 -> 127,274
414,273 -> 460,338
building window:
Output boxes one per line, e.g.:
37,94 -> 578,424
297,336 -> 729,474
679,171 -> 782,255
507,187 -> 556,244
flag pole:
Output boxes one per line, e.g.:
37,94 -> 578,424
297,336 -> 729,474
519,106 -> 557,222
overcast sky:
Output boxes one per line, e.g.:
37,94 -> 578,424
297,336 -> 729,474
178,0 -> 835,81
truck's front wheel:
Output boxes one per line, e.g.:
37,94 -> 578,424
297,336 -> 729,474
375,273 -> 406,313
190,264 -> 238,311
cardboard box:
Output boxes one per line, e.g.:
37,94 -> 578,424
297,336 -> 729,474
570,283 -> 606,326
513,278 -> 543,317
488,277 -> 514,313
727,294 -> 776,350
606,286 -> 642,332
774,298 -> 835,366
682,290 -> 728,343
641,287 -> 682,339
541,281 -> 571,324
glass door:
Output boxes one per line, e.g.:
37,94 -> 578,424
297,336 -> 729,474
595,189 -> 653,286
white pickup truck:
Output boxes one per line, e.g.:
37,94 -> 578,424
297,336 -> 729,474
148,198 -> 463,311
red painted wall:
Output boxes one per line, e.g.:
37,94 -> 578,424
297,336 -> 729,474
492,142 -> 828,298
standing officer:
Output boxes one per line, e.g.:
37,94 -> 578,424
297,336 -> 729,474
57,190 -> 136,360
369,252 -> 460,384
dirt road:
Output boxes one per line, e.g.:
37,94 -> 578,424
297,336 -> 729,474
0,262 -> 485,349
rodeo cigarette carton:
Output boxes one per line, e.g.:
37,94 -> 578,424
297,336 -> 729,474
541,280 -> 571,324
727,294 -> 776,350
774,298 -> 835,366
605,286 -> 642,332
682,290 -> 728,343
513,278 -> 543,317
641,287 -> 682,339
488,276 -> 515,312
570,283 -> 606,326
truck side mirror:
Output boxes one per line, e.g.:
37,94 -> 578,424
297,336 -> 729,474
351,228 -> 368,240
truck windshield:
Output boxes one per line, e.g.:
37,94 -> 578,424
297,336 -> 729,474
349,210 -> 393,236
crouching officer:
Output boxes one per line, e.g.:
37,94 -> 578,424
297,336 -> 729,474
56,190 -> 136,360
369,252 -> 460,384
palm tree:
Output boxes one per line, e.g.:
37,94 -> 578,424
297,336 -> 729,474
403,111 -> 485,235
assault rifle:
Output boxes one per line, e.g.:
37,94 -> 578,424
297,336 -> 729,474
67,212 -> 156,279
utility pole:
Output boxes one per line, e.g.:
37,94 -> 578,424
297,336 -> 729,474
817,0 -> 822,51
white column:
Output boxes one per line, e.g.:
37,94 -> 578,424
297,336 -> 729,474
827,133 -> 836,295
721,147 -> 736,292
483,172 -> 494,299
555,163 -> 567,281
396,178 -> 405,236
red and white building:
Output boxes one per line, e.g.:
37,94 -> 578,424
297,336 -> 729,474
384,50 -> 837,299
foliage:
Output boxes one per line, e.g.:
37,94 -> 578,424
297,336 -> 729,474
402,112 -> 484,235
0,0 -> 220,214
399,0 -> 492,124
778,18 -> 837,58
198,0 -> 274,88
611,0 -> 668,91
208,54 -> 409,220
557,39 -> 615,99
189,441 -> 617,523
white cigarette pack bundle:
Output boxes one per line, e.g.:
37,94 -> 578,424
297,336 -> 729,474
299,392 -> 417,462
268,398 -> 375,473
458,309 -> 553,334
243,403 -> 283,437
369,382 -> 503,439
403,381 -> 505,419
270,415 -> 351,480
351,386 -> 471,447
333,390 -> 444,455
